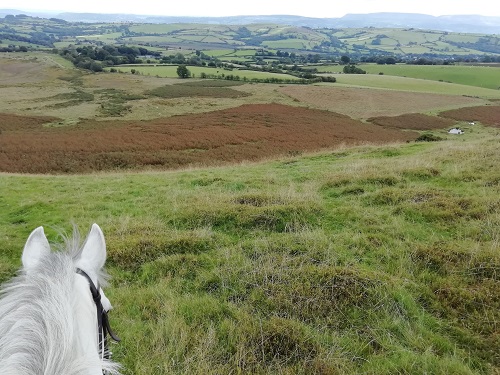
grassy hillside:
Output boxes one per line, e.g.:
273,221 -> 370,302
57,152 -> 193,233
358,64 -> 500,90
1,15 -> 500,59
313,63 -> 500,92
1,125 -> 499,374
330,74 -> 500,97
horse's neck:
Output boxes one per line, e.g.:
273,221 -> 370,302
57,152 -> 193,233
72,276 -> 103,375
0,274 -> 104,375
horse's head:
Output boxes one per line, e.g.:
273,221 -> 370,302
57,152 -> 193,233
17,224 -> 120,374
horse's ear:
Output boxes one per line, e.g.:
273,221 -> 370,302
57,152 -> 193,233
22,226 -> 51,271
78,223 -> 106,272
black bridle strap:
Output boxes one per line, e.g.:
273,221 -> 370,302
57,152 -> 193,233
76,268 -> 120,361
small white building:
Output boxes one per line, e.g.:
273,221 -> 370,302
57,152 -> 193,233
448,128 -> 464,135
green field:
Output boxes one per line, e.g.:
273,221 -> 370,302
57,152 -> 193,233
1,127 -> 499,374
331,28 -> 489,55
263,39 -> 316,49
231,49 -> 259,57
218,56 -> 252,62
76,32 -> 123,42
0,39 -> 46,48
313,64 -> 500,91
324,74 -> 500,98
204,49 -> 235,57
109,64 -> 301,80
359,64 -> 500,90
203,49 -> 258,62
2,15 -> 500,63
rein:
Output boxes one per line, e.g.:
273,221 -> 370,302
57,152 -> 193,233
76,268 -> 120,367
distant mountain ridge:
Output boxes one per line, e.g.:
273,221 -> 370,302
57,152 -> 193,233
1,9 -> 499,34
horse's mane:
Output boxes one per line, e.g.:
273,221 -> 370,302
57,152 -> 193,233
0,230 -> 120,375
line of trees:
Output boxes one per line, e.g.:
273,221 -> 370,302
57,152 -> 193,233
343,64 -> 366,74
59,44 -> 162,72
160,50 -> 219,66
0,45 -> 29,52
447,38 -> 500,54
0,32 -> 54,47
197,70 -> 336,84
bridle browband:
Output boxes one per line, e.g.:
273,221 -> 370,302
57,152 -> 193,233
76,268 -> 120,370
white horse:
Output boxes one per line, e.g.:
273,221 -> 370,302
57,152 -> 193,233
0,224 -> 121,375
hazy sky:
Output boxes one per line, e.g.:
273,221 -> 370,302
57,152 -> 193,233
3,0 -> 499,18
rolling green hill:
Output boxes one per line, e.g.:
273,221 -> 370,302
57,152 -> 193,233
358,64 -> 500,90
313,63 -> 500,91
1,14 -> 499,59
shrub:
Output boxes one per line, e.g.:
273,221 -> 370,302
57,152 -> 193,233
415,133 -> 443,142
343,64 -> 366,74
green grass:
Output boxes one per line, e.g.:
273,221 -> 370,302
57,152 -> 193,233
314,63 -> 500,91
204,49 -> 235,57
95,89 -> 145,117
3,14 -> 500,60
213,49 -> 258,62
109,64 -> 301,80
126,36 -> 184,44
442,34 -> 482,44
263,39 -> 317,49
1,125 -> 499,374
316,71 -> 500,99
357,64 -> 500,90
76,32 -> 123,43
332,28 -> 490,56
217,56 -> 253,62
230,49 -> 259,57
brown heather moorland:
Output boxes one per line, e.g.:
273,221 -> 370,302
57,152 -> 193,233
439,105 -> 500,126
0,113 -> 60,131
1,53 -> 498,174
0,104 -> 424,174
367,113 -> 457,130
